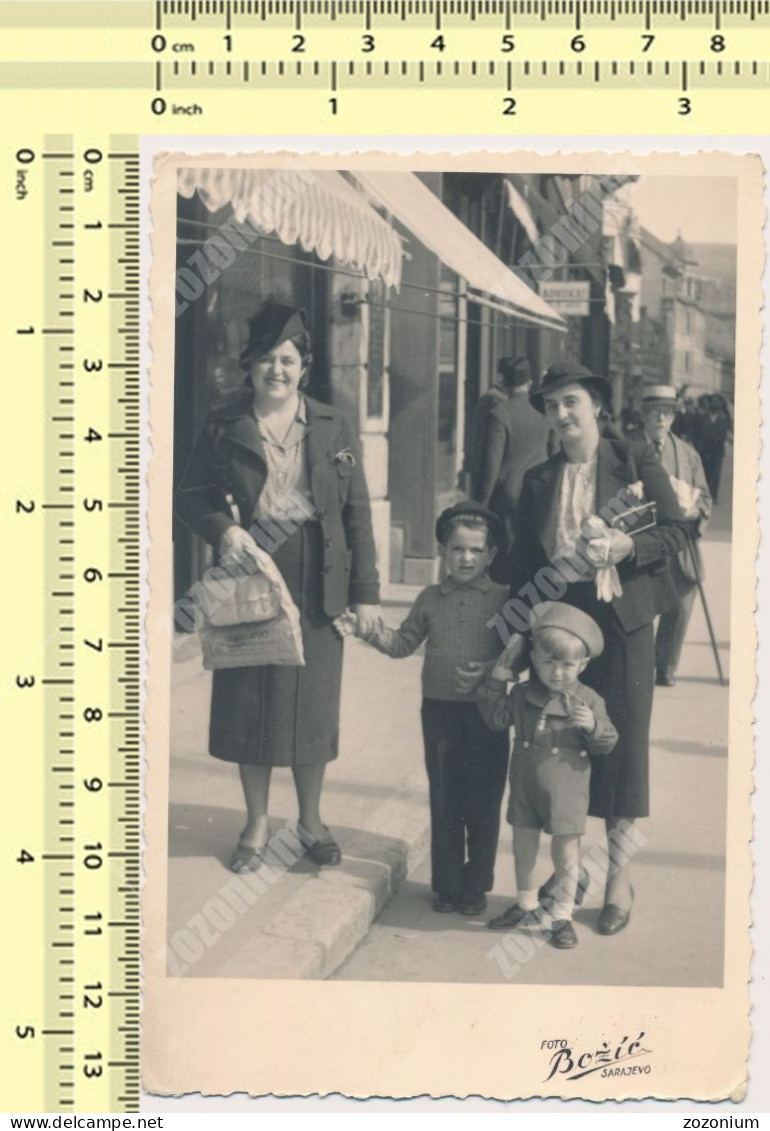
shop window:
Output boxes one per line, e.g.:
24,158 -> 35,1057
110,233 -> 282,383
367,279 -> 387,420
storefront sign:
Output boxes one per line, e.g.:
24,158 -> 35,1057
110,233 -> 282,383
538,280 -> 591,316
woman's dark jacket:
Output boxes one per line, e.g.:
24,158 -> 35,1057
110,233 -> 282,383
511,437 -> 689,634
175,393 -> 380,616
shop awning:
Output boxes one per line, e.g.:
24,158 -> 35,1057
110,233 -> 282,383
177,167 -> 404,289
505,180 -> 539,245
351,171 -> 565,332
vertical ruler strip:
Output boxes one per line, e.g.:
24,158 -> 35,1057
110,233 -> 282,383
43,132 -> 78,1112
6,132 -> 144,1113
75,134 -> 142,1112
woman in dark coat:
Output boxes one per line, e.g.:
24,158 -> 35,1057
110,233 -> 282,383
507,364 -> 688,934
175,302 -> 381,871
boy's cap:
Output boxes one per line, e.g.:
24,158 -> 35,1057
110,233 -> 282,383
530,602 -> 604,659
435,500 -> 503,548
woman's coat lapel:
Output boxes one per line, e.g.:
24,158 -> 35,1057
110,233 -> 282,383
528,438 -> 635,557
215,393 -> 340,517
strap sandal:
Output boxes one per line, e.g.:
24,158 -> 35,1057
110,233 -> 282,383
306,828 -> 342,867
231,841 -> 267,874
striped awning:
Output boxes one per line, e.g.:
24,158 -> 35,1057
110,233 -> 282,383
177,166 -> 404,289
352,171 -> 566,332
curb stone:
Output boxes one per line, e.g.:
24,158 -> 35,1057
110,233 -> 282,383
217,766 -> 431,980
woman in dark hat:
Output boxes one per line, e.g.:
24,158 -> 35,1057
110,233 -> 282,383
506,364 -> 689,934
175,301 -> 381,871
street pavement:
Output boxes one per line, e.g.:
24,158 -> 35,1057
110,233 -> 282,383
333,458 -> 734,987
166,451 -> 733,985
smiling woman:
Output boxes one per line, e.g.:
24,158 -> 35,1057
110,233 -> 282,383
175,301 -> 382,874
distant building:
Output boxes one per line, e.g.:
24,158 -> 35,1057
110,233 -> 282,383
636,228 -> 736,405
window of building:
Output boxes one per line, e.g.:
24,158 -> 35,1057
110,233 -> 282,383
437,265 -> 461,504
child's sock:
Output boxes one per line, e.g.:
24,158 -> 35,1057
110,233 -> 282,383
551,901 -> 574,922
517,889 -> 539,912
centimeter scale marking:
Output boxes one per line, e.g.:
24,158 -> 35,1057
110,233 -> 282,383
0,0 -> 768,109
11,135 -> 141,1111
0,0 -> 769,24
1,0 -> 770,124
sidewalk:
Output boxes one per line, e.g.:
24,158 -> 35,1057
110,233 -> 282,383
166,596 -> 431,979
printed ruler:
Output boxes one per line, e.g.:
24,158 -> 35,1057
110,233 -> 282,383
3,134 -> 141,1112
0,0 -> 769,130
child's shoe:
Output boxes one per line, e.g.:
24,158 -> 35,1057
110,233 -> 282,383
433,892 -> 460,913
487,902 -> 539,931
458,891 -> 487,916
549,919 -> 578,948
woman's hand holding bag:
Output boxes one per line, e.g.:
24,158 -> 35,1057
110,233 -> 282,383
582,516 -> 632,602
218,524 -> 261,565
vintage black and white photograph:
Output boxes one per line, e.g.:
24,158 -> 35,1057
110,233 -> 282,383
144,149 -> 757,1100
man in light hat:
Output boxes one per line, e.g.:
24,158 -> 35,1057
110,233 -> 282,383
634,383 -> 712,687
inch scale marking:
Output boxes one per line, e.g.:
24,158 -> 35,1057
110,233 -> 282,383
5,134 -> 141,1113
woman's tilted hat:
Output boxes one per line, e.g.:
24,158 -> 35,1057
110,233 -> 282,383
239,301 -> 310,370
435,500 -> 504,548
640,383 -> 679,408
528,363 -> 613,415
530,602 -> 604,659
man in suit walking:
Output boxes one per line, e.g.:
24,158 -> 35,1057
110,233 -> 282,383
634,384 -> 712,687
469,356 -> 550,548
466,356 -> 523,500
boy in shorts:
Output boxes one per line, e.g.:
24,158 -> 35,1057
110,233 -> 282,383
477,603 -> 618,948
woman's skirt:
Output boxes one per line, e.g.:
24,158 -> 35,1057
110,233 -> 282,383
208,521 -> 343,767
563,581 -> 653,820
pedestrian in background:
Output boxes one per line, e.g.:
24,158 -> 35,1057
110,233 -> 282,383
471,356 -> 551,555
698,394 -> 732,503
630,384 -> 712,688
357,502 -> 510,918
465,356 -> 523,500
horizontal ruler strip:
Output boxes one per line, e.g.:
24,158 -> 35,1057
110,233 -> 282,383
3,0 -> 770,25
1,58 -> 768,85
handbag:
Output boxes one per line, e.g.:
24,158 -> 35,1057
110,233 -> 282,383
193,546 -> 305,670
195,559 -> 281,627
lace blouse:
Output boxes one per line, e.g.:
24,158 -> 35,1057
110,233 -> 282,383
552,452 -> 599,561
